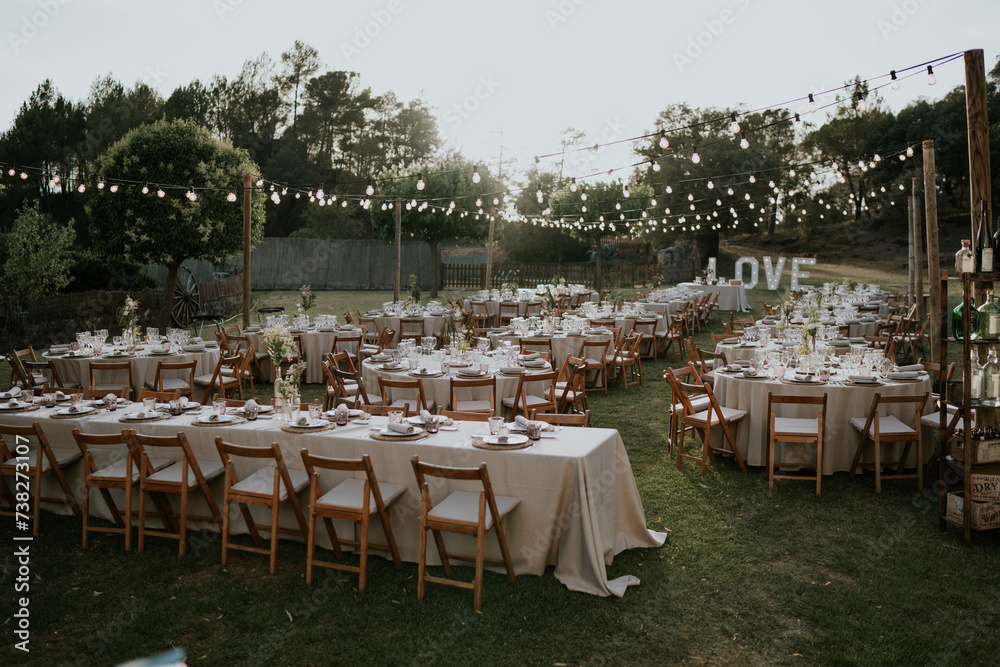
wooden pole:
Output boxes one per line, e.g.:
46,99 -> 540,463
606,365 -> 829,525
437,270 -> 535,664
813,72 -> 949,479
924,140 -> 941,364
913,177 -> 924,322
242,173 -> 252,329
485,207 -> 496,290
965,49 -> 992,242
394,198 -> 402,303
908,195 -> 916,306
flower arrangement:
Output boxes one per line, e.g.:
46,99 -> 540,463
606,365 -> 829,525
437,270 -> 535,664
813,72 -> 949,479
550,275 -> 566,289
262,325 -> 295,364
117,295 -> 141,340
297,285 -> 316,315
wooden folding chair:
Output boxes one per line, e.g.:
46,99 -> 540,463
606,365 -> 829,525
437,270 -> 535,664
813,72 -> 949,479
664,368 -> 746,473
128,430 -> 224,555
215,438 -> 309,574
436,409 -> 492,422
410,456 -> 519,612
89,361 -> 133,400
365,404 -> 411,418
518,338 -> 553,363
555,355 -> 588,414
468,301 -> 493,329
655,310 -> 687,360
766,393 -> 827,495
530,409 -> 591,427
498,302 -> 519,326
662,364 -> 706,455
918,360 -> 959,478
616,333 -> 643,390
300,450 -> 405,589
23,359 -> 67,389
450,376 -> 496,414
849,392 -> 929,492
71,428 -> 172,549
0,422 -> 82,535
582,339 -> 611,393
633,318 -> 659,360
148,360 -> 197,399
500,370 -> 558,419
378,377 -> 434,413
137,388 -> 182,403
399,317 -> 426,344
193,350 -> 245,401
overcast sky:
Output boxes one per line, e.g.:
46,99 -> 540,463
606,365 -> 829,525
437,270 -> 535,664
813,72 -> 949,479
2,0 -> 996,182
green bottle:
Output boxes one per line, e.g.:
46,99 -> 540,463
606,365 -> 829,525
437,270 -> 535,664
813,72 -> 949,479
953,296 -> 978,341
978,290 -> 1000,340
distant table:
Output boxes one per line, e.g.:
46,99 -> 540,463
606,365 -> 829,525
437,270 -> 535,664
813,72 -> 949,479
678,283 -> 750,312
44,346 -> 221,397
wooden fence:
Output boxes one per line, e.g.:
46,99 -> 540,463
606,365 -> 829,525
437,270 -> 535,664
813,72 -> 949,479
441,262 -> 660,290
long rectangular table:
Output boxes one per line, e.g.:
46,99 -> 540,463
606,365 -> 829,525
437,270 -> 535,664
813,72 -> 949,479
2,404 -> 664,597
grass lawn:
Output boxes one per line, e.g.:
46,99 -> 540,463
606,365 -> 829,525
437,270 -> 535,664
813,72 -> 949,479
3,269 -> 999,666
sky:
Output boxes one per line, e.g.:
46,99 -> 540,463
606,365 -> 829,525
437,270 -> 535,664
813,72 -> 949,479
2,0 -> 997,184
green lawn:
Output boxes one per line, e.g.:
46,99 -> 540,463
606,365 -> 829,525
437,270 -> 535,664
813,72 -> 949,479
3,275 -> 999,666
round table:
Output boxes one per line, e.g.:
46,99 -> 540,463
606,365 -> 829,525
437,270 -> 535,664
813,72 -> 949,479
44,346 -> 222,397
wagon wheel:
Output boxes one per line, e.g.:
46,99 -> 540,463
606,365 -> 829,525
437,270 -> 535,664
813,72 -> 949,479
170,265 -> 201,327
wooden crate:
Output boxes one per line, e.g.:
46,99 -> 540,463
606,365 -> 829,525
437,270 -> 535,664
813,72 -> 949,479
946,492 -> 1000,531
949,437 -> 1000,465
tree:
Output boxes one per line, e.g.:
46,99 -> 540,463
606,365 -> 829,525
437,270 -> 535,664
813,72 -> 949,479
211,54 -> 286,166
82,75 -> 165,162
86,119 -> 266,329
164,79 -> 215,130
546,179 -> 653,291
297,70 -> 373,170
370,156 -> 503,297
1,200 -> 75,310
278,40 -> 321,129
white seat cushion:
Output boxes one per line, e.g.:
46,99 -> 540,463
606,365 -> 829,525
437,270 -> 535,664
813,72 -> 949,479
5,447 -> 82,472
147,459 -> 225,487
455,398 -> 492,412
850,415 -> 915,437
159,378 -> 192,391
772,417 -> 820,436
91,457 -> 172,482
389,398 -> 434,411
316,478 -> 406,514
687,406 -> 746,426
428,490 -> 520,529
94,382 -> 126,392
230,466 -> 309,501
921,411 -> 969,429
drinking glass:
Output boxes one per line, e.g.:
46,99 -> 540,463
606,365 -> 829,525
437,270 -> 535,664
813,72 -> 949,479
42,393 -> 56,408
23,388 -> 34,403
388,410 -> 404,424
425,416 -> 439,434
488,416 -> 503,436
308,403 -> 322,421
213,398 -> 226,416
440,361 -> 450,375
142,397 -> 157,412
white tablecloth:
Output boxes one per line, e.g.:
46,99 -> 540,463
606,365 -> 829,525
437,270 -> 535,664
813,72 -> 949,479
678,283 -> 750,312
44,348 -> 221,396
246,329 -> 361,384
2,404 -> 664,597
710,370 -> 932,475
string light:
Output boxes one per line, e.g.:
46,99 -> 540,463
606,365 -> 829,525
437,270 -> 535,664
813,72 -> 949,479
739,132 -> 750,149
6,167 -> 14,176
316,184 -> 325,199
156,186 -> 165,198
651,160 -> 661,172
729,113 -> 741,134
808,93 -> 817,113
472,168 -> 481,184
748,174 -> 756,183
97,177 -> 105,190
691,150 -> 701,164
890,70 -> 900,90
927,65 -> 936,85
416,173 -> 425,190
227,190 -> 237,202
365,180 -> 374,196
109,184 -> 119,193
256,178 -> 264,187
569,178 -> 577,192
906,146 -> 914,157
856,91 -> 867,112
623,184 -> 630,198
658,131 -> 669,149
793,113 -> 801,126
186,187 -> 198,202
141,183 -> 149,194
77,183 -> 85,193
20,170 -> 28,180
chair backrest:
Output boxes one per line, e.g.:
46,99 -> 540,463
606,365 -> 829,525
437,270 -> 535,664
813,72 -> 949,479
0,421 -> 52,468
89,361 -> 133,395
529,409 -> 591,427
138,387 -> 182,402
126,429 -> 213,490
332,366 -> 373,406
857,391 -> 930,436
437,408 -> 492,421
449,375 -> 496,413
365,404 -> 411,417
469,301 -> 489,316
374,327 -> 395,350
334,332 -> 363,357
300,450 -> 392,511
499,302 -> 519,318
519,338 -> 552,356
329,349 -> 357,373
508,370 -> 558,417
71,427 -> 132,475
523,301 -> 542,317
22,359 -> 63,388
663,366 -> 706,414
154,360 -> 197,394
583,339 -> 610,364
411,455 -> 501,519
215,438 -> 297,499
84,386 -> 129,399
378,377 -> 429,411
766,392 -> 827,430
399,317 -> 425,336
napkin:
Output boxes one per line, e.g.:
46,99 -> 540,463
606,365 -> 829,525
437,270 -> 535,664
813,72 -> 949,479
887,371 -> 918,380
514,415 -> 544,430
725,364 -> 744,372
522,352 -> 540,361
721,338 -> 740,345
7,398 -> 20,407
387,422 -> 414,434
420,409 -> 434,423
500,367 -> 523,374
296,415 -> 310,426
896,364 -> 924,372
67,405 -> 83,414
183,344 -> 206,352
209,413 -> 223,422
794,372 -> 814,382
524,360 -> 547,368
245,398 -> 259,411
0,387 -> 22,399
55,390 -> 66,399
848,374 -> 875,383
135,410 -> 149,419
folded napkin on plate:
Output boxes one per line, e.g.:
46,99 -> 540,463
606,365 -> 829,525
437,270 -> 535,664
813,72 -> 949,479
189,336 -> 203,343
7,398 -> 21,407
183,344 -> 206,352
209,413 -> 223,422
721,338 -> 740,345
794,372 -> 814,381
420,409 -> 434,423
67,405 -> 83,414
887,371 -> 919,380
524,360 -> 547,368
296,415 -> 310,426
848,374 -> 875,383
896,364 -> 924,372
514,415 -> 545,430
387,422 -> 414,434
522,352 -> 540,361
134,410 -> 149,419
383,362 -> 404,369
725,364 -> 744,372
500,367 -> 523,374
245,398 -> 259,411
0,387 -> 22,399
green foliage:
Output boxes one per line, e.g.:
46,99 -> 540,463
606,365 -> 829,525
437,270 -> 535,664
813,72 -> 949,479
407,273 -> 421,305
64,251 -> 157,293
86,118 -> 266,268
1,200 -> 76,308
547,178 -> 655,244
500,221 -> 590,263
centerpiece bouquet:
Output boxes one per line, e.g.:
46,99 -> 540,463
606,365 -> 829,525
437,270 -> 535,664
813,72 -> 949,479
297,284 -> 316,315
117,295 -> 141,345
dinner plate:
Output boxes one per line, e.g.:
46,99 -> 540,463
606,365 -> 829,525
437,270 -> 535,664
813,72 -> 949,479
409,369 -> 443,378
458,370 -> 485,377
485,434 -> 529,446
91,398 -> 130,408
123,412 -> 160,421
380,426 -> 424,437
235,404 -> 274,415
288,419 -> 327,429
381,363 -> 407,371
149,349 -> 173,355
56,407 -> 97,416
197,414 -> 236,424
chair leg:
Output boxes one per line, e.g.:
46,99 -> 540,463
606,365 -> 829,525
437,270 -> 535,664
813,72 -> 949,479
358,510 -> 370,591
82,484 -> 90,548
269,495 -> 279,575
306,511 -> 317,584
417,519 -> 427,601
474,523 -> 486,613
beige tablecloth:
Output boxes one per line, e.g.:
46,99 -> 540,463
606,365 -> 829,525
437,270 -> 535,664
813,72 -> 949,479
246,328 -> 364,384
678,283 -> 750,312
710,370 -> 933,475
3,405 -> 664,597
44,348 -> 221,396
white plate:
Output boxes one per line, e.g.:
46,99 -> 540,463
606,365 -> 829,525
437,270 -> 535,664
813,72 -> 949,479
236,404 -> 273,415
485,434 -> 529,446
57,407 -> 96,416
198,414 -> 236,424
91,398 -> 129,408
289,419 -> 327,429
380,426 -> 424,437
458,370 -> 485,377
123,412 -> 159,421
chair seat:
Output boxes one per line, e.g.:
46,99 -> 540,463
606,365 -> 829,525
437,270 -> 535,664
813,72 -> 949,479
5,447 -> 82,472
671,396 -> 711,415
850,415 -> 916,437
428,490 -> 520,529
316,478 -> 406,514
148,459 -> 225,487
230,466 -> 309,501
687,406 -> 747,426
920,411 -> 969,429
91,457 -> 173,482
773,417 -> 820,436
389,398 -> 434,411
193,373 -> 238,387
455,398 -> 493,412
94,382 -> 126,392
500,394 -> 552,409
159,377 -> 194,391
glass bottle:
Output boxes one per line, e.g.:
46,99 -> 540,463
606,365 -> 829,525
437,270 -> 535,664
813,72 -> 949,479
953,296 -> 978,341
971,355 -> 985,403
983,347 -> 1000,407
956,239 -> 975,274
978,202 -> 994,272
977,290 -> 1000,340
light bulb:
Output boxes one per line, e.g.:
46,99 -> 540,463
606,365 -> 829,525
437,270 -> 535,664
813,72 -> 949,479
569,178 -> 577,192
581,192 -> 587,201
416,174 -> 425,190
890,70 -> 900,90
318,198 -> 326,206
623,185 -> 630,198
472,168 -> 481,184
688,193 -> 694,201
7,167 -> 15,176
615,202 -> 622,210
295,193 -> 300,199
748,174 -> 756,183
707,180 -> 714,189
109,184 -> 119,193
652,161 -> 661,172
808,93 -> 817,113
476,197 -> 483,207
227,191 -> 237,202
187,188 -> 198,202
20,170 -> 29,180
729,113 -> 740,134
53,173 -> 60,184
856,92 -> 867,112
927,65 -> 936,86
906,146 -> 914,157
665,185 -> 672,194
739,133 -> 749,149
658,131 -> 669,149
97,178 -> 105,190
142,184 -> 149,194
256,178 -> 264,187
77,183 -> 85,193
365,181 -> 374,196
270,192 -> 280,204
492,197 -> 499,205
793,113 -> 801,125
341,199 -> 348,207
691,151 -> 701,164
156,187 -> 165,198
316,185 -> 325,199
727,187 -> 734,195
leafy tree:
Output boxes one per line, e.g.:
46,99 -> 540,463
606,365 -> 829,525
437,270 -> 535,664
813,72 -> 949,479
163,79 -> 215,130
82,76 -> 165,162
370,155 -> 503,296
278,40 -> 321,129
1,200 -> 75,310
505,165 -> 589,263
86,119 -> 266,329
547,179 -> 653,291
211,54 -> 286,166
297,71 -> 373,170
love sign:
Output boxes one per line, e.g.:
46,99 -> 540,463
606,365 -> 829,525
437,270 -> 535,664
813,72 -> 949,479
718,256 -> 816,290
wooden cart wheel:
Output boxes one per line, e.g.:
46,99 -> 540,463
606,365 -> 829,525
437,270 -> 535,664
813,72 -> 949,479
170,265 -> 201,328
